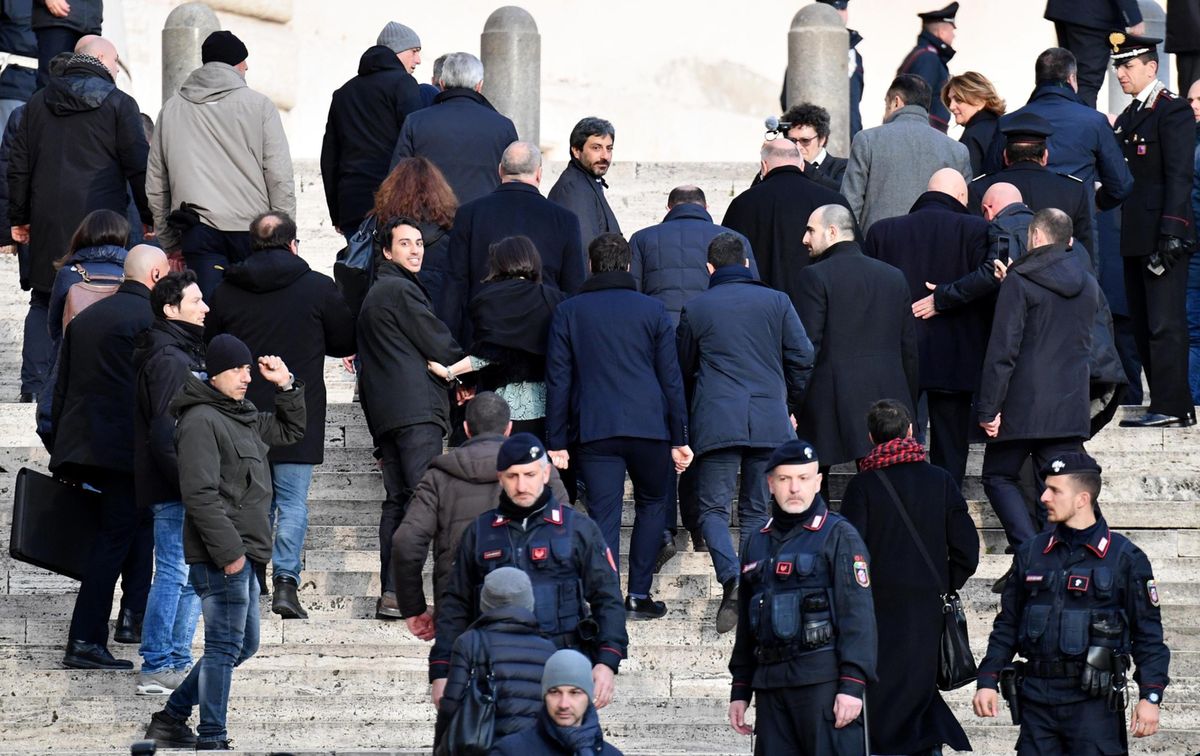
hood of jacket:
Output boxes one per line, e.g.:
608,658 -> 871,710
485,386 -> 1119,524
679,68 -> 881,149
428,434 -> 506,484
222,247 -> 310,293
179,62 -> 247,104
471,603 -> 541,633
1012,243 -> 1088,297
910,190 -> 970,215
66,243 -> 127,266
43,63 -> 114,115
996,202 -> 1035,223
357,45 -> 406,76
133,318 -> 206,369
170,372 -> 260,423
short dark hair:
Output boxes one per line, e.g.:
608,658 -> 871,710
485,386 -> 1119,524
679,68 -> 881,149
380,216 -> 421,248
1067,472 -> 1103,509
466,391 -> 511,436
707,232 -> 746,269
667,185 -> 706,208
569,116 -> 615,152
1131,50 -> 1159,67
151,270 -> 200,320
782,102 -> 831,141
249,212 -> 297,251
866,399 -> 911,443
588,233 -> 631,273
887,74 -> 932,110
484,235 -> 543,283
1035,47 -> 1077,84
1004,141 -> 1046,164
1029,208 -> 1073,245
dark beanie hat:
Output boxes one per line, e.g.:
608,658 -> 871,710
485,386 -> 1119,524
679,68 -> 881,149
767,438 -> 819,471
496,432 -> 547,471
206,334 -> 253,378
202,31 -> 249,66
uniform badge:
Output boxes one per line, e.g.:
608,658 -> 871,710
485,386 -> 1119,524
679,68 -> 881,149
1025,573 -> 1044,583
1137,145 -> 1147,156
1068,575 -> 1090,592
531,546 -> 548,562
483,549 -> 503,560
1050,459 -> 1065,473
742,561 -> 759,574
1147,579 -> 1160,607
776,561 -> 793,576
853,556 -> 870,588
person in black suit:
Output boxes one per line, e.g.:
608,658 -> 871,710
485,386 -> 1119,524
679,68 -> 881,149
444,141 -> 585,347
1111,33 -> 1198,428
1043,0 -> 1144,108
783,102 -> 848,193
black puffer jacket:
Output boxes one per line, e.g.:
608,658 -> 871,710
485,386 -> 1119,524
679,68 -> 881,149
435,606 -> 557,749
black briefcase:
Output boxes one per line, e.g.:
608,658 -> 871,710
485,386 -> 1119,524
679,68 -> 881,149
9,467 -> 101,581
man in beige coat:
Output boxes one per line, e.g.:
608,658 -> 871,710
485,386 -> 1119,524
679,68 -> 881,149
146,31 -> 295,298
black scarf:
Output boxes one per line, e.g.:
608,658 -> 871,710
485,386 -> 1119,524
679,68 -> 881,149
496,487 -> 552,523
468,278 -> 564,356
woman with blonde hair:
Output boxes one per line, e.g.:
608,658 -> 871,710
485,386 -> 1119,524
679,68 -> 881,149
942,72 -> 1006,175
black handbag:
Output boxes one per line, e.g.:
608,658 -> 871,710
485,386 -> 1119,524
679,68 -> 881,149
10,467 -> 102,581
442,634 -> 497,756
874,470 -> 978,691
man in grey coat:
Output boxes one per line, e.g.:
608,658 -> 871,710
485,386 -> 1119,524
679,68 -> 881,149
548,117 -> 620,249
841,74 -> 972,232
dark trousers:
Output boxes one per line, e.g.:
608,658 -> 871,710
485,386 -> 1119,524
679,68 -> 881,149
67,471 -> 153,645
377,422 -> 444,595
753,682 -> 865,756
1124,254 -> 1193,417
666,465 -> 700,537
182,225 -> 252,300
1054,22 -> 1109,109
34,27 -> 82,88
575,437 -> 671,597
981,438 -> 1084,549
926,390 -> 972,488
1113,313 -> 1144,405
1016,695 -> 1126,755
21,289 -> 51,396
1177,53 -> 1200,95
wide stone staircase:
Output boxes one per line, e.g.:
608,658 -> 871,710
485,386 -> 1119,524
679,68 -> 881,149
0,161 -> 1196,754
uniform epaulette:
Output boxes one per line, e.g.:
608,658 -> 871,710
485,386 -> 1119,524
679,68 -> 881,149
1150,88 -> 1176,108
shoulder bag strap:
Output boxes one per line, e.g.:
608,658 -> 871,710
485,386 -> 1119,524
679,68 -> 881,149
873,469 -> 945,593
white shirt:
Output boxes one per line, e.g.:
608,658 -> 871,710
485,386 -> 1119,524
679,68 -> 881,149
1134,78 -> 1163,109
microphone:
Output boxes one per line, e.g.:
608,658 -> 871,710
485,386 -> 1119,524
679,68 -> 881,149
764,116 -> 792,134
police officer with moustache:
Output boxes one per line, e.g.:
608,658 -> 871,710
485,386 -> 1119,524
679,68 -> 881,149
430,433 -> 627,710
973,452 -> 1170,752
728,439 -> 877,755
1110,33 -> 1198,428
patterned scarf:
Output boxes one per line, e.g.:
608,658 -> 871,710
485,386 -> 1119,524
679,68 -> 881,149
858,436 -> 927,472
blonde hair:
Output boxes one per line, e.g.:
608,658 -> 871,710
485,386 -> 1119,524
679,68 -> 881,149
941,71 -> 1006,114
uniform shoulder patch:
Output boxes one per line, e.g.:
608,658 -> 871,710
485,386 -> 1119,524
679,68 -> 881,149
853,555 -> 870,588
1147,579 -> 1160,607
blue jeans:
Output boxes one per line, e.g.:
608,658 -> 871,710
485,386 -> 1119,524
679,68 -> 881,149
696,447 -> 771,585
165,561 -> 261,744
981,438 -> 1084,550
270,463 -> 314,582
139,502 -> 200,673
1187,251 -> 1200,404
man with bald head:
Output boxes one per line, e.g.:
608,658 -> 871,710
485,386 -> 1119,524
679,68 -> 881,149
444,141 -> 585,346
795,204 -> 917,470
864,169 -> 991,484
51,244 -> 171,670
722,138 -> 850,309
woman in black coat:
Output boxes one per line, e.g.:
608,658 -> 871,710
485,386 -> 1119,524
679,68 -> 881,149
428,236 -> 565,441
943,72 -> 1006,176
840,400 -> 980,756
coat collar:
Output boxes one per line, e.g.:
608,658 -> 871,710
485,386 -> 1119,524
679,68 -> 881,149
662,202 -> 713,224
910,190 -> 970,215
495,180 -> 540,196
432,87 -> 497,111
762,164 -> 805,181
578,270 -> 636,293
886,104 -> 932,125
1027,82 -> 1082,105
1044,518 -> 1112,559
119,280 -> 151,299
708,264 -> 761,289
916,29 -> 955,62
812,240 -> 861,263
761,497 -> 830,536
567,158 -> 609,189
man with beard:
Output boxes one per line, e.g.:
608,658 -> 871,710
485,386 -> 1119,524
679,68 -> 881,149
548,117 -> 619,249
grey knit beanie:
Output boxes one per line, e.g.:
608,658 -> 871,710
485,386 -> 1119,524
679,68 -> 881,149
541,649 -> 594,699
377,22 -> 420,53
480,566 -> 534,614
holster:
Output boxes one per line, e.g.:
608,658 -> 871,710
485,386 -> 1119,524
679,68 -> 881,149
1000,665 -> 1022,726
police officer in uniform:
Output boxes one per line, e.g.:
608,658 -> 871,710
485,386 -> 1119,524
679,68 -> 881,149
816,0 -> 865,138
897,2 -> 958,133
969,113 -> 1097,266
727,439 -> 877,755
973,451 -> 1169,752
430,433 -> 628,709
1110,33 -> 1199,428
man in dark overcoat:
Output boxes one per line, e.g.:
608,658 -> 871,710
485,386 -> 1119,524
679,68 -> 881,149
795,205 -> 918,469
547,117 -> 620,250
722,139 -> 849,310
863,169 -> 990,486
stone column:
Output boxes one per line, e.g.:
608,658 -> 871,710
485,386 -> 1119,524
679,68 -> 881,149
1106,0 -> 1168,113
162,2 -> 220,103
480,6 -> 540,146
788,3 -> 850,156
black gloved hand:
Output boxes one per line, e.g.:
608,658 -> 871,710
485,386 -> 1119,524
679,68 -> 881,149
1149,235 -> 1186,275
802,618 -> 834,648
1081,645 -> 1113,697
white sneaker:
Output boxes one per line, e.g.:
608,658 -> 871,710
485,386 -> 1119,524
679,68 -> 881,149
136,668 -> 188,696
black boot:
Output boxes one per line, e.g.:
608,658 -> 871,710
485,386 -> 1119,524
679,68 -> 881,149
144,709 -> 197,748
716,578 -> 739,634
271,575 -> 308,620
194,739 -> 232,750
113,607 -> 143,644
63,639 -> 133,670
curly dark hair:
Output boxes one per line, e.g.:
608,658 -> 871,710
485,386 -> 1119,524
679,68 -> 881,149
782,102 -> 832,141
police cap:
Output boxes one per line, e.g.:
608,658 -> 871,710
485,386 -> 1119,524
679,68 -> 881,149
918,2 -> 958,25
767,439 -> 819,472
1109,32 -> 1161,63
1000,112 -> 1054,142
496,432 -> 547,471
1039,452 -> 1102,478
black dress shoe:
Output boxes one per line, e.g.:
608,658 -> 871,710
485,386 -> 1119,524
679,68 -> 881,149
689,529 -> 708,553
625,594 -> 668,620
653,538 -> 678,574
195,739 -> 232,750
114,608 -> 143,644
63,639 -> 133,670
271,575 -> 308,619
1119,411 -> 1198,428
17,392 -> 34,403
144,709 -> 197,748
716,578 -> 739,634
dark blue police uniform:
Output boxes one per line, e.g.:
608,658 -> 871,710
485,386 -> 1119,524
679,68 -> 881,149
729,487 -> 877,755
897,4 -> 959,133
